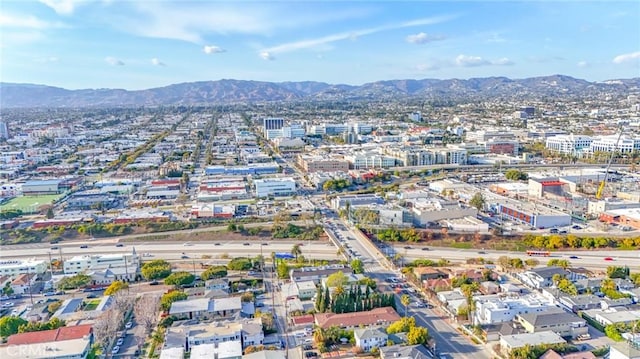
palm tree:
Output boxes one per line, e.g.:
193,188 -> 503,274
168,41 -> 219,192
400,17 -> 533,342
291,244 -> 302,261
400,294 -> 411,317
334,285 -> 345,296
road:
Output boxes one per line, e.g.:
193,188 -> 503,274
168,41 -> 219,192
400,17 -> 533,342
0,240 -> 341,262
326,218 -> 491,359
393,246 -> 640,270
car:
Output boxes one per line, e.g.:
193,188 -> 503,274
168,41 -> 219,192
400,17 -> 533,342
559,230 -> 568,234
214,243 -> 221,246
305,352 -> 318,358
403,246 -> 412,249
183,242 -> 192,246
421,247 -> 430,251
149,280 -> 160,286
51,246 -> 59,250
111,346 -> 120,354
478,251 -> 487,254
604,257 -> 614,261
143,252 -> 153,257
80,245 -> 88,249
116,338 -> 124,346
115,243 -> 124,247
243,242 -> 251,246
125,321 -> 133,329
181,255 -> 189,259
569,255 -> 579,259
55,291 -> 65,295
302,344 -> 313,351
261,243 -> 268,246
2,302 -> 14,308
549,228 -> 559,234
572,225 -> 582,230
86,294 -> 98,299
44,291 -> 56,297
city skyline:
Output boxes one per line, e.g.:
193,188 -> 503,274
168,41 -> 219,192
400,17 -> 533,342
1,0 -> 639,90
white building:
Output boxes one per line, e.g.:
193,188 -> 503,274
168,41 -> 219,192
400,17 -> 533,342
545,134 -> 593,155
0,337 -> 93,359
63,250 -> 139,282
254,178 -> 296,198
0,259 -> 48,277
354,327 -> 388,352
589,134 -> 640,154
474,294 -> 554,325
344,152 -> 396,169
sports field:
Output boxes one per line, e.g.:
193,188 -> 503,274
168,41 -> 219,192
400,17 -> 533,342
0,194 -> 64,213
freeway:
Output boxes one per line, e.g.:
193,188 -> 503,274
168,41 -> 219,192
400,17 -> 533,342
392,246 -> 640,270
0,240 -> 341,262
328,218 -> 492,359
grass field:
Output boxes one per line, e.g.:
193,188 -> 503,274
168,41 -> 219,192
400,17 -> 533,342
0,194 -> 64,213
83,299 -> 102,311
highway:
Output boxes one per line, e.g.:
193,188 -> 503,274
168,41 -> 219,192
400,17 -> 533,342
0,240 -> 341,262
394,246 -> 640,270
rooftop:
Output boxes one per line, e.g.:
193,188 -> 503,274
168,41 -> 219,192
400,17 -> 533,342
500,331 -> 566,349
7,324 -> 92,345
315,306 -> 400,329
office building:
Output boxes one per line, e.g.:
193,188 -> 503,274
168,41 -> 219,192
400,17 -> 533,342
0,259 -> 48,277
254,178 -> 296,198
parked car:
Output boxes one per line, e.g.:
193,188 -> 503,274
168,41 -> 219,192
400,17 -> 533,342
149,281 -> 160,286
302,344 -> 313,351
181,255 -> 189,259
111,346 -> 120,354
125,321 -> 133,329
116,338 -> 124,346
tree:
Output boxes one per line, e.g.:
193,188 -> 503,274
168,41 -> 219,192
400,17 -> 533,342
57,273 -> 92,290
350,259 -> 364,274
0,316 -> 27,337
164,271 -> 195,287
141,260 -> 172,280
104,280 -> 129,295
547,259 -> 571,269
201,266 -> 228,280
325,271 -> 349,287
46,208 -> 54,219
400,294 -> 411,317
386,317 -> 416,334
406,325 -> 429,345
227,258 -> 252,271
607,266 -> 630,279
160,291 -> 188,311
291,244 -> 302,261
134,295 -> 160,334
276,261 -> 290,279
227,223 -> 237,232
505,169 -> 528,181
469,192 -> 486,212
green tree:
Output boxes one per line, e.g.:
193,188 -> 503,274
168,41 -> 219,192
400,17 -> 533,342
291,244 -> 302,260
227,258 -> 253,271
350,259 -> 364,274
406,325 -> 429,345
469,192 -> 486,212
46,208 -> 54,219
57,273 -> 92,290
141,260 -> 172,280
160,291 -> 188,311
276,261 -> 290,279
607,266 -> 630,279
227,223 -> 237,232
400,294 -> 411,317
386,317 -> 416,334
547,259 -> 571,269
164,272 -> 195,287
104,280 -> 129,295
201,266 -> 228,280
0,316 -> 27,337
325,271 -> 349,287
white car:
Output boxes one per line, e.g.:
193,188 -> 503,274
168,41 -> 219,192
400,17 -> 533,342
116,338 -> 124,346
183,242 -> 193,246
2,302 -> 14,308
112,346 -> 120,354
125,322 -> 133,329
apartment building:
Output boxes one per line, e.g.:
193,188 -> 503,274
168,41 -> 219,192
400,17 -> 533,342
296,154 -> 350,173
474,294 -> 554,325
63,250 -> 139,282
0,259 -> 48,277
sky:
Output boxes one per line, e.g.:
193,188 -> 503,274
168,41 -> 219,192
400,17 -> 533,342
1,0 -> 639,90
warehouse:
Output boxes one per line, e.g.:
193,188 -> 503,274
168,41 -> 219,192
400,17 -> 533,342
21,179 -> 63,195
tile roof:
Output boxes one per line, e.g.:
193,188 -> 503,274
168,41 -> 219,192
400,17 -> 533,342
7,324 -> 92,345
314,307 -> 400,329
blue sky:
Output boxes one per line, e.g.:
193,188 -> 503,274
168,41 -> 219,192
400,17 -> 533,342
1,0 -> 639,90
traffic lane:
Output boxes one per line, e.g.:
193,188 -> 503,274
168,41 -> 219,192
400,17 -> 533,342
412,309 -> 487,359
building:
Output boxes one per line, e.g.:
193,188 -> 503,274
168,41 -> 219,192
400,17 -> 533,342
164,318 -> 263,351
515,308 -> 588,339
493,197 -> 571,229
0,121 -> 9,139
380,345 -> 432,359
0,259 -> 48,277
518,267 -> 568,289
263,118 -> 285,140
289,265 -> 353,284
296,154 -> 350,173
609,341 -> 640,359
314,306 -> 401,329
499,331 -> 566,353
589,134 -> 640,154
21,179 -> 63,195
354,327 -> 388,352
10,273 -> 36,295
474,294 -> 554,325
253,178 -> 296,198
169,297 -> 242,320
1,324 -> 93,359
545,135 -> 593,155
331,194 -> 384,210
190,342 -> 243,359
63,250 -> 139,283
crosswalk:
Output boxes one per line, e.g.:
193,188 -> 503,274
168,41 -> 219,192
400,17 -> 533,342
363,262 -> 384,273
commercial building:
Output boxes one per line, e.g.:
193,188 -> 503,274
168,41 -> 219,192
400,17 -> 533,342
296,154 -> 350,173
331,194 -> 384,210
204,163 -> 280,176
492,196 -> 572,229
253,178 -> 296,198
474,294 -> 554,325
63,250 -> 139,282
589,134 -> 640,154
21,179 -> 63,195
545,135 -> 593,155
0,259 -> 48,277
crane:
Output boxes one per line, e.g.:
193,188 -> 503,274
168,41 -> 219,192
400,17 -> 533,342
596,130 -> 624,199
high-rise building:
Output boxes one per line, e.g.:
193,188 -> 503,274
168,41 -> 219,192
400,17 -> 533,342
263,118 -> 284,130
0,122 -> 9,139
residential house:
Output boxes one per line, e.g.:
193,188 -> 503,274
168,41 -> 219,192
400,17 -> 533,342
354,327 -> 388,352
164,318 -> 263,351
295,281 -> 317,300
539,349 -> 596,359
518,267 -> 568,289
480,281 -> 500,295
314,306 -> 401,329
499,331 -> 566,353
190,342 -> 243,359
558,294 -> 602,313
474,294 -> 554,325
380,344 -> 432,359
206,279 -> 230,292
423,278 -> 451,292
515,307 -> 588,339
243,350 -> 287,359
1,324 -> 93,359
169,297 -> 243,320
289,265 -> 353,284
609,341 -> 640,359
413,267 -> 447,281
10,273 -> 36,295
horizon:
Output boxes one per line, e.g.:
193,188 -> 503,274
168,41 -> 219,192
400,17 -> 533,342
1,1 -> 639,91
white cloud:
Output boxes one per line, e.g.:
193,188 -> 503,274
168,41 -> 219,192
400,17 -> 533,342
261,14 -> 456,56
0,13 -> 67,29
151,58 -> 166,66
260,51 -> 274,61
38,0 -> 78,15
34,56 -> 59,63
577,60 -> 590,67
406,32 -> 445,44
455,54 -> 489,67
203,45 -> 226,54
612,51 -> 640,64
105,56 -> 125,66
454,55 -> 513,67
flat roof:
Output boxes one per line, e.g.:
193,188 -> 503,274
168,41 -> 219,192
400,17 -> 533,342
0,337 -> 91,358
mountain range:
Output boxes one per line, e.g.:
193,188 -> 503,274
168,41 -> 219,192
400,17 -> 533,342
1,75 -> 639,108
